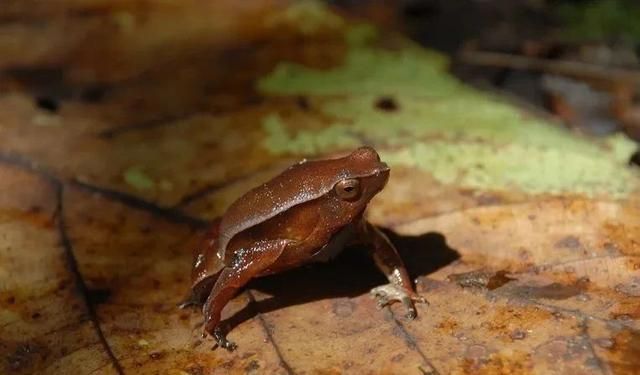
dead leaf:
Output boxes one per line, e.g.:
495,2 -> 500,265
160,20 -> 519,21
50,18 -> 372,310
0,163 -> 117,374
1,1 -> 640,374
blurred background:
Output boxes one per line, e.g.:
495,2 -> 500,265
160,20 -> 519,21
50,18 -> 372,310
4,0 -> 640,146
341,0 -> 640,142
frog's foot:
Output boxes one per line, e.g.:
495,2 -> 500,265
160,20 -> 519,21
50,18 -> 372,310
370,284 -> 428,320
177,294 -> 202,309
209,327 -> 237,352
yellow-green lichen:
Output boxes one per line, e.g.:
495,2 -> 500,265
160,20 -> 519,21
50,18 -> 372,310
606,133 -> 638,163
322,95 -> 597,150
262,113 -> 359,155
345,23 -> 378,46
256,20 -> 639,198
383,141 -> 635,197
123,166 -> 155,190
258,46 -> 453,97
265,0 -> 344,35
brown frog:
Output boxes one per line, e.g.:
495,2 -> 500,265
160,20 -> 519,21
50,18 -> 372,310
181,146 -> 427,350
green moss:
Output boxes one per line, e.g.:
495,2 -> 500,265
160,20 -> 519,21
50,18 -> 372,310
556,0 -> 640,43
345,23 -> 378,46
262,113 -> 359,155
123,166 -> 155,190
258,46 -> 453,97
322,95 -> 595,151
256,15 -> 639,198
383,141 -> 635,197
265,0 -> 344,35
606,133 -> 639,163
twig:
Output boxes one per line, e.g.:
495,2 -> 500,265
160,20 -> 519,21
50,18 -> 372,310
459,49 -> 640,85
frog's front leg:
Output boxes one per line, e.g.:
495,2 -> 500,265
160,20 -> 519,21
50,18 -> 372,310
358,221 -> 428,319
201,239 -> 288,351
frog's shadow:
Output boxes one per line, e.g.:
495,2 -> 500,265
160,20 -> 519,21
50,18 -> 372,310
222,231 -> 460,332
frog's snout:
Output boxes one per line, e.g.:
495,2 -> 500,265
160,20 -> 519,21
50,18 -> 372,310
373,162 -> 390,189
376,162 -> 390,173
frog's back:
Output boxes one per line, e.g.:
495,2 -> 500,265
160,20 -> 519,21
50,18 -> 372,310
217,159 -> 341,263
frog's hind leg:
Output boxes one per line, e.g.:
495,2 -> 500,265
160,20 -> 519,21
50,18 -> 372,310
179,220 -> 223,309
202,239 -> 288,351
178,274 -> 218,309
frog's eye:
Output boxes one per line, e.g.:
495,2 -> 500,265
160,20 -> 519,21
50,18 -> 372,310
335,178 -> 361,201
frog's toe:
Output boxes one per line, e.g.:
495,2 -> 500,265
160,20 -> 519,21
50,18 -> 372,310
215,339 -> 238,352
369,284 -> 407,305
375,294 -> 390,309
370,286 -> 391,308
211,327 -> 237,352
369,284 -> 428,319
177,289 -> 207,309
177,298 -> 201,309
413,295 -> 429,305
403,298 -> 417,320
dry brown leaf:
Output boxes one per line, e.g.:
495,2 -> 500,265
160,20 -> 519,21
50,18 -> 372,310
0,163 -> 117,374
1,1 -> 639,374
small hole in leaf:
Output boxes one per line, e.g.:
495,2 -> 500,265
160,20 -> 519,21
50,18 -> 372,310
375,96 -> 398,112
81,86 -> 107,103
35,96 -> 59,113
629,150 -> 640,167
296,95 -> 310,110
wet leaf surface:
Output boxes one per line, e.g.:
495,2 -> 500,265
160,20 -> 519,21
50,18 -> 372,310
1,1 -> 640,374
0,164 -> 116,374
